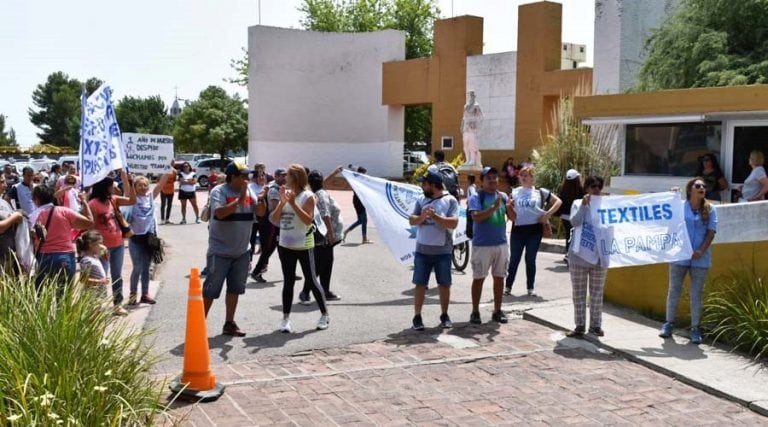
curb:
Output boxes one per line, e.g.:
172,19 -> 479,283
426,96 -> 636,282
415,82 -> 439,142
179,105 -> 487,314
522,311 -> 768,418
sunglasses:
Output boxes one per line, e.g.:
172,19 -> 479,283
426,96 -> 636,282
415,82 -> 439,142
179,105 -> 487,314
693,183 -> 705,189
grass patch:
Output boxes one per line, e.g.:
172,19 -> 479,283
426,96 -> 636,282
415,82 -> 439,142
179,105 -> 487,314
0,273 -> 170,425
703,269 -> 768,360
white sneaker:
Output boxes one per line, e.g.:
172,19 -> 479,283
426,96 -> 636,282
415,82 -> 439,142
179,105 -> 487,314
279,319 -> 292,333
316,314 -> 330,330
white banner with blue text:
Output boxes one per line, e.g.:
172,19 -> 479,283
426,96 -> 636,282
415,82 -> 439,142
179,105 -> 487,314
588,192 -> 692,268
123,133 -> 174,175
342,170 -> 468,266
79,84 -> 126,187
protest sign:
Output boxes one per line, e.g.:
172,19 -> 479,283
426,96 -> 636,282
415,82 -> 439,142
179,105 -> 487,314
589,192 -> 692,268
342,170 -> 467,266
79,84 -> 126,187
123,133 -> 174,175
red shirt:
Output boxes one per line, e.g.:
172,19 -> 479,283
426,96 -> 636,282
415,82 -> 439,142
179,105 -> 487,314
88,199 -> 123,248
38,207 -> 80,254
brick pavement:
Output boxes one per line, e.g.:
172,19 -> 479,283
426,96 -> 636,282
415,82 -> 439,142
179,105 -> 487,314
162,317 -> 765,426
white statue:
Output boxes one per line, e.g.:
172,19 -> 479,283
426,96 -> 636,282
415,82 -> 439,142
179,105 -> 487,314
460,90 -> 484,167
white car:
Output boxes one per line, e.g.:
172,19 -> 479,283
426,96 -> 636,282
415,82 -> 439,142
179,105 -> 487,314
194,158 -> 233,187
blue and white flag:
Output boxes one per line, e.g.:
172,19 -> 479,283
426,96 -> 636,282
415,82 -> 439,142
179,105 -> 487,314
79,84 -> 127,187
342,170 -> 467,266
587,192 -> 693,268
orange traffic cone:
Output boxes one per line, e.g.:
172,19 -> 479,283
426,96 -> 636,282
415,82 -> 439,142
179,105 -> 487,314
169,268 -> 225,402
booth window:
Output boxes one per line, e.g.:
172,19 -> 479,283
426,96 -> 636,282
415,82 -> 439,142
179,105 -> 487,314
624,122 -> 722,176
441,136 -> 454,150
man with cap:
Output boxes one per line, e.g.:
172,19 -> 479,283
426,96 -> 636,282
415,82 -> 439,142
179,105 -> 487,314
409,166 -> 459,330
203,162 -> 255,336
251,167 -> 287,283
468,166 -> 515,325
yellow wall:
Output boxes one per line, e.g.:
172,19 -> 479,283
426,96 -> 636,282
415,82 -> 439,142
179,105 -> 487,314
605,241 -> 768,319
574,84 -> 768,118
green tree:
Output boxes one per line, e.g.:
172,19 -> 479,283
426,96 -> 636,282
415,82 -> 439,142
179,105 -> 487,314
637,0 -> 768,91
172,86 -> 247,158
28,72 -> 102,148
115,95 -> 172,135
0,115 -> 18,147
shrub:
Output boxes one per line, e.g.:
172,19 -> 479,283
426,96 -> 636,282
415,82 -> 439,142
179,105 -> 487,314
532,82 -> 620,192
703,269 -> 768,360
0,274 -> 168,425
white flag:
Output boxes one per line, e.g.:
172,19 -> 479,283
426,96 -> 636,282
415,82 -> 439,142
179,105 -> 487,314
590,192 -> 693,268
342,170 -> 467,266
79,84 -> 126,187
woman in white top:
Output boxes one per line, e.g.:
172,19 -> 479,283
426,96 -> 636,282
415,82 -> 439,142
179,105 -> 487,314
506,165 -> 562,297
127,174 -> 168,305
740,150 -> 768,202
177,162 -> 200,224
270,164 -> 329,333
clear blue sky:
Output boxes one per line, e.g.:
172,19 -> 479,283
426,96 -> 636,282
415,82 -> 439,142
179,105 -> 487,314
0,0 -> 594,148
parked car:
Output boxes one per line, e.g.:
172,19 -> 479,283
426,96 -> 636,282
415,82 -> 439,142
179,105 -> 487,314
194,158 -> 233,187
403,151 -> 428,174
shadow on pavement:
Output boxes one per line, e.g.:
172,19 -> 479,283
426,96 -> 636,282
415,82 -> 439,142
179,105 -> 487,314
246,279 -> 279,290
545,265 -> 569,273
624,338 -> 708,361
504,293 -> 546,303
242,329 -> 319,353
383,322 -> 501,346
169,335 -> 236,362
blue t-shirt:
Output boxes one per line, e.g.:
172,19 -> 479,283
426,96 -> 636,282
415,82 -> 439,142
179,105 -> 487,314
412,193 -> 459,255
468,191 -> 508,246
673,201 -> 717,268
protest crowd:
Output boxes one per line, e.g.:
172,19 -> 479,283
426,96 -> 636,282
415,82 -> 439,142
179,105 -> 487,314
2,147 -> 766,346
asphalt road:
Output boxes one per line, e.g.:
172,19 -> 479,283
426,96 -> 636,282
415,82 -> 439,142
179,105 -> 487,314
146,190 -> 573,374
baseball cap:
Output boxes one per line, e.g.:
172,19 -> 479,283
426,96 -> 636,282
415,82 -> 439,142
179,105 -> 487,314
566,169 -> 580,180
480,166 -> 498,178
225,162 -> 250,176
274,168 -> 287,176
417,169 -> 443,185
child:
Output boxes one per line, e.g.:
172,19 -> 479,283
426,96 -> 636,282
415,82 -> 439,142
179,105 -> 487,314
76,230 -> 111,299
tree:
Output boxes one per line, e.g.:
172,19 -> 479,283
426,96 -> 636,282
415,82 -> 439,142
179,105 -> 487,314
115,95 -> 172,135
637,0 -> 768,91
0,115 -> 18,147
172,86 -> 247,158
28,72 -> 103,148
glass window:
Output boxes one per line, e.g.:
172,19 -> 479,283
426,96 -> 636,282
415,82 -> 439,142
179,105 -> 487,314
732,126 -> 768,183
624,122 -> 722,176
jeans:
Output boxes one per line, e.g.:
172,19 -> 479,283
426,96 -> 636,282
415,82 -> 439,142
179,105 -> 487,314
160,193 -> 174,221
666,264 -> 708,326
346,211 -> 368,239
129,238 -> 151,296
249,222 -> 259,259
101,244 -> 125,305
253,221 -> 278,275
506,224 -> 543,290
35,252 -> 76,291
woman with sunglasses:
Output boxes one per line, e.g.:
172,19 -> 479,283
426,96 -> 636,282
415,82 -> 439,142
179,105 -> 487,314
694,153 -> 727,201
178,162 -> 200,224
659,178 -> 717,345
506,165 -> 562,297
565,176 -> 607,338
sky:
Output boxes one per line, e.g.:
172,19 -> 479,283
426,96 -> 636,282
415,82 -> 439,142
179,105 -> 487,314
0,0 -> 595,148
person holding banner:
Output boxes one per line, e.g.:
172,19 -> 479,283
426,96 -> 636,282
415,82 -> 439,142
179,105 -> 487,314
88,170 -> 136,316
660,177 -> 718,345
409,168 -> 459,330
505,166 -> 562,297
566,176 -> 608,338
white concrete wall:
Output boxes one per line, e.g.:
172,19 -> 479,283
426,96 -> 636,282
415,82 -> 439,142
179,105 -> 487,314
466,52 -> 517,151
248,26 -> 405,178
593,0 -> 679,94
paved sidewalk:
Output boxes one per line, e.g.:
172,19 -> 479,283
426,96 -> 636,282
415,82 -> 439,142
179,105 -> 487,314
164,318 -> 765,426
525,301 -> 768,416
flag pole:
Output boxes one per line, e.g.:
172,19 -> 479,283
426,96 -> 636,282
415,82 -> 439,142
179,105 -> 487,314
79,84 -> 86,191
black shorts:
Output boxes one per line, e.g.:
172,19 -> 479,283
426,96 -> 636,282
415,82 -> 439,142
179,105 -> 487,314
178,190 -> 196,200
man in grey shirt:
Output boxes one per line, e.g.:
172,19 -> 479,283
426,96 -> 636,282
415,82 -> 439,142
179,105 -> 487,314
203,162 -> 256,337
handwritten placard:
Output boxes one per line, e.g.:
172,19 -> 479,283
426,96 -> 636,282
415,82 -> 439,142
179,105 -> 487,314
123,133 -> 174,175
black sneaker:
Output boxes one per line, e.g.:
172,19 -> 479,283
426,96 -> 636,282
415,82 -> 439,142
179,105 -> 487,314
222,321 -> 246,337
566,326 -> 585,338
503,286 -> 512,296
298,292 -> 311,306
439,313 -> 453,329
251,272 -> 267,283
469,311 -> 482,325
325,292 -> 341,301
588,326 -> 605,337
412,314 -> 425,331
491,310 -> 508,324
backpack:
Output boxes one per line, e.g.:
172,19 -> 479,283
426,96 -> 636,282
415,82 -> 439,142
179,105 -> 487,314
437,163 -> 459,199
465,192 -> 487,239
